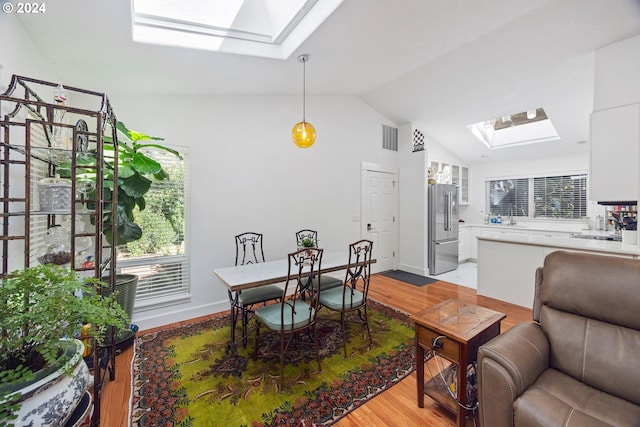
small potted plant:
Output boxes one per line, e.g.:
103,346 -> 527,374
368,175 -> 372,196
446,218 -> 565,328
298,237 -> 316,248
297,237 -> 316,256
0,264 -> 129,427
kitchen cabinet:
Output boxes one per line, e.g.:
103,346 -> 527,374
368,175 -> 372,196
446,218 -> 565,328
459,226 -> 479,262
431,160 -> 469,205
469,227 -> 478,260
477,239 -> 544,308
477,234 -> 638,307
458,226 -> 469,262
589,103 -> 640,202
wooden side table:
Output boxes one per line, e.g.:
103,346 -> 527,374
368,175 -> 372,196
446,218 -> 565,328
410,299 -> 506,427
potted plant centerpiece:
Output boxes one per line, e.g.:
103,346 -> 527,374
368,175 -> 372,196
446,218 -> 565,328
297,237 -> 316,255
0,263 -> 129,427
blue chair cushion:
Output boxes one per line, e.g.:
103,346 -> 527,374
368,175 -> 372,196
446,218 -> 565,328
319,276 -> 343,290
237,285 -> 282,306
319,286 -> 364,311
255,300 -> 315,331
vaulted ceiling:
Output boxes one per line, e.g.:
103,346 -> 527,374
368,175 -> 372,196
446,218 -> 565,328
13,0 -> 640,164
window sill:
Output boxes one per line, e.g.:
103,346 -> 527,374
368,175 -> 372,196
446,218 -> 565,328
133,293 -> 192,313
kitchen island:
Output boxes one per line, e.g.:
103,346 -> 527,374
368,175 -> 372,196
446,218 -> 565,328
476,230 -> 640,308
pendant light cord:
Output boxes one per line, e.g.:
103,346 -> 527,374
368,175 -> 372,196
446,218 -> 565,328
302,56 -> 306,122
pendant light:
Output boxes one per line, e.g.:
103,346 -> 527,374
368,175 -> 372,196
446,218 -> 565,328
292,54 -> 316,148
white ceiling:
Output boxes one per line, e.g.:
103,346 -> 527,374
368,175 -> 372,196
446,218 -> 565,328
14,0 -> 640,165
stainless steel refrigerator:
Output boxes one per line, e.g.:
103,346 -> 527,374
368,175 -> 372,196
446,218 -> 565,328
428,183 -> 459,275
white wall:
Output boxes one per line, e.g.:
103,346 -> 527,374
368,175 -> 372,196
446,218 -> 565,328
397,124 -> 468,274
0,14 -> 60,105
397,124 -> 427,274
109,93 -> 398,328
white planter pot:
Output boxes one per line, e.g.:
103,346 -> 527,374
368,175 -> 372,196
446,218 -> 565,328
10,339 -> 91,427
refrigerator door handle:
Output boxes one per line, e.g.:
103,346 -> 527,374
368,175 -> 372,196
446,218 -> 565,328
434,239 -> 459,245
444,192 -> 452,231
444,192 -> 449,231
448,192 -> 452,231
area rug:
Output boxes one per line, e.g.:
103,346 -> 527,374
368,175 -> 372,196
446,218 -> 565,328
129,300 -> 416,427
378,270 -> 439,287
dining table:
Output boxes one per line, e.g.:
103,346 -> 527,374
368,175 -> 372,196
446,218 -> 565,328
214,250 -> 376,356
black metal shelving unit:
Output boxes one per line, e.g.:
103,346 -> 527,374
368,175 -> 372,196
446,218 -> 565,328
0,75 -> 119,427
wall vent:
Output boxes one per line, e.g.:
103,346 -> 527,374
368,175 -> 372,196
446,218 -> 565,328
382,125 -> 398,151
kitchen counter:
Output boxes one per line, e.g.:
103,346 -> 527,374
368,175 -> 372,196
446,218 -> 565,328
461,223 -> 575,234
476,232 -> 640,256
475,231 -> 640,308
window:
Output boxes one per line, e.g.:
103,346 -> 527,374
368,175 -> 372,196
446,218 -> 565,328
533,175 -> 587,219
468,108 -> 560,149
486,173 -> 587,219
117,147 -> 189,306
486,178 -> 529,217
131,0 -> 342,59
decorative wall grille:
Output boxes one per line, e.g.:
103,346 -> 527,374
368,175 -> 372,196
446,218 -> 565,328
382,124 -> 398,151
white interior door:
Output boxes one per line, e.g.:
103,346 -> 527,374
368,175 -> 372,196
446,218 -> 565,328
363,168 -> 397,272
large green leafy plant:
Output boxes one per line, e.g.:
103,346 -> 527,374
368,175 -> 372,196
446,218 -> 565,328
101,121 -> 183,245
0,264 -> 129,424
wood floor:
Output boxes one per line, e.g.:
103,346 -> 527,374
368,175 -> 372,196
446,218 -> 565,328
99,274 -> 532,427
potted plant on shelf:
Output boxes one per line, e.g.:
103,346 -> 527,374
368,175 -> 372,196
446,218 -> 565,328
0,264 -> 129,427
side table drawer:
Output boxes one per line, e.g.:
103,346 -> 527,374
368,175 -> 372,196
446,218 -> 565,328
416,325 -> 460,363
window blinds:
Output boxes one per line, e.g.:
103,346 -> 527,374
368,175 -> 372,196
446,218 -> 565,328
533,175 -> 587,219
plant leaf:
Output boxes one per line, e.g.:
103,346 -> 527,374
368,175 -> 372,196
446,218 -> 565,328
119,174 -> 152,199
104,220 -> 143,246
131,153 -> 162,175
117,121 -> 164,143
117,162 -> 136,179
134,143 -> 183,159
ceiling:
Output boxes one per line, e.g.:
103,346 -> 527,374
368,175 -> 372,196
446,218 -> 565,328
14,0 -> 640,165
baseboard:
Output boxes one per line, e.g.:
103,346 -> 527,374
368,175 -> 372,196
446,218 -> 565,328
395,263 -> 428,276
132,300 -> 229,332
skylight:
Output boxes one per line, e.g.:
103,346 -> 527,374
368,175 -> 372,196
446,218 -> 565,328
467,108 -> 560,149
131,0 -> 344,59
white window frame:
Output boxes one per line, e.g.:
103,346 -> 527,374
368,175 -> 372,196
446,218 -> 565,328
118,146 -> 190,309
486,170 -> 588,221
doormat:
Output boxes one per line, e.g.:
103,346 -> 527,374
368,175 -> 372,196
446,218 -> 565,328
378,270 -> 439,286
129,300 -> 416,427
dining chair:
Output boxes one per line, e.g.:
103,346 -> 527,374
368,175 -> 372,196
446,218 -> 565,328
254,247 -> 323,389
318,239 -> 373,358
232,232 -> 283,347
295,229 -> 342,291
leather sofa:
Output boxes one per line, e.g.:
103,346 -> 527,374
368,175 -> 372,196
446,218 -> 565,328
477,250 -> 640,427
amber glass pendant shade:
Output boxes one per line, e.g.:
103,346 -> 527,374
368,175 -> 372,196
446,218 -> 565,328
292,121 -> 316,148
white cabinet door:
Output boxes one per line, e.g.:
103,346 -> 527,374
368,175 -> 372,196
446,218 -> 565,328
590,104 -> 639,202
469,227 -> 478,260
458,227 -> 469,261
460,167 -> 469,205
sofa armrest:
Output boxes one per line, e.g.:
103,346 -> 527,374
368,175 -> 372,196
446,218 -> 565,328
477,322 -> 550,427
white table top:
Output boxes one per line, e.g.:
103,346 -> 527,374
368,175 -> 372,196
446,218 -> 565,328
214,251 -> 365,292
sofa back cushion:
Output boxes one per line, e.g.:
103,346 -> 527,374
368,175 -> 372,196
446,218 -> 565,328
537,251 -> 640,405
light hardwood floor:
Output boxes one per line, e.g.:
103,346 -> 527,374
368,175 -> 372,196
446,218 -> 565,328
99,274 -> 532,426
